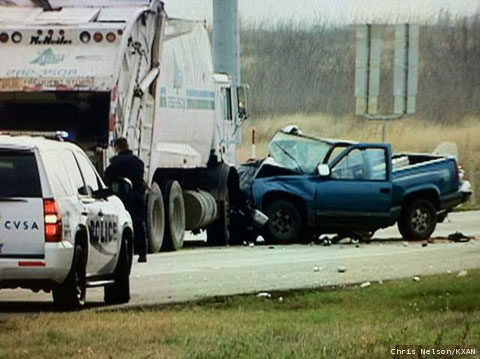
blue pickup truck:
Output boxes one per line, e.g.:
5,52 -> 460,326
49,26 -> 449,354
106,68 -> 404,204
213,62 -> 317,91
239,130 -> 472,243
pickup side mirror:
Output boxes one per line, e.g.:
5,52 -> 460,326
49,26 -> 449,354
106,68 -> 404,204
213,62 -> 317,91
317,164 -> 331,177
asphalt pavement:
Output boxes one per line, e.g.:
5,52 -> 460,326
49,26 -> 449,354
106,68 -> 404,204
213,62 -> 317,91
0,210 -> 479,312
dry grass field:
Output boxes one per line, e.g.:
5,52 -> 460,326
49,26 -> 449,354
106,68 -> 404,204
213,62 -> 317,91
239,114 -> 480,200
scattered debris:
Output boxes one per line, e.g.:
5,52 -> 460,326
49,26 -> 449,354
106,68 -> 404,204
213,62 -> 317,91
457,270 -> 468,277
269,246 -> 275,249
412,276 -> 421,282
355,244 -> 360,248
256,292 -> 272,298
448,232 -> 471,243
313,266 -> 320,272
249,242 -> 255,247
422,242 -> 428,247
337,266 -> 347,273
402,242 -> 409,247
360,281 -> 371,288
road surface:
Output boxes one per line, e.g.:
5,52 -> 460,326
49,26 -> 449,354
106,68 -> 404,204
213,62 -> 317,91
1,210 -> 479,312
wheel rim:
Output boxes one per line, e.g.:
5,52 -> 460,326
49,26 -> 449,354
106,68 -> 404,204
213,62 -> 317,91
270,208 -> 295,237
172,195 -> 185,239
152,198 -> 163,237
410,207 -> 431,234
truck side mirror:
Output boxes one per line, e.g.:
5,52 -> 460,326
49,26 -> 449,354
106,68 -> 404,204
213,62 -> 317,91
317,164 -> 331,177
237,84 -> 249,122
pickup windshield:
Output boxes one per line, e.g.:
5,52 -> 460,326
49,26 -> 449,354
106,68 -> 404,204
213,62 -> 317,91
267,132 -> 332,174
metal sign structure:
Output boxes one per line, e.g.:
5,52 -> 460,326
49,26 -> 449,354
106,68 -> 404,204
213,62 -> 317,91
355,24 -> 420,141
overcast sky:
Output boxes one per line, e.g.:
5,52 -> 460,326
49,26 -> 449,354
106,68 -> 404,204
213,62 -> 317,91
164,0 -> 480,25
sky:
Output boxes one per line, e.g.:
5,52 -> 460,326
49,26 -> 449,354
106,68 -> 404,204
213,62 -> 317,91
164,0 -> 480,25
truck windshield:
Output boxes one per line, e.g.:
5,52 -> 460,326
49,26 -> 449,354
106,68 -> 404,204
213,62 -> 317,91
267,132 -> 332,174
0,151 -> 41,198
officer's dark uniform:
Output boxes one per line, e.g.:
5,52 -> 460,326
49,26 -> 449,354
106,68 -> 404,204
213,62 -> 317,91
104,150 -> 147,259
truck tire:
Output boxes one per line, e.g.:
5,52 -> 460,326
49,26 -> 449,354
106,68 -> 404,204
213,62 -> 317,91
104,236 -> 132,305
52,244 -> 86,311
147,182 -> 165,253
263,200 -> 303,244
398,199 -> 437,240
162,180 -> 185,251
206,200 -> 230,246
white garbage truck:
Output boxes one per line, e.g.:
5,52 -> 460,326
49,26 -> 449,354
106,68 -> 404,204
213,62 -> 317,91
0,0 -> 253,252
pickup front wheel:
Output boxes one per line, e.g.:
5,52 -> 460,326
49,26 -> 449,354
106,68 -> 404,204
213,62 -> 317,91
263,200 -> 303,244
398,199 -> 437,240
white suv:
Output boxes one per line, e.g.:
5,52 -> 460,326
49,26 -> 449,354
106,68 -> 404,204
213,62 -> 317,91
0,135 -> 134,310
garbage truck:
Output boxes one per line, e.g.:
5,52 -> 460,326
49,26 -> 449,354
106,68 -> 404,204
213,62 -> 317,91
0,0 -> 253,251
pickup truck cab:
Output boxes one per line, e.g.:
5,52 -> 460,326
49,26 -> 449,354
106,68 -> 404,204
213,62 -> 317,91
0,135 -> 134,309
241,131 -> 471,243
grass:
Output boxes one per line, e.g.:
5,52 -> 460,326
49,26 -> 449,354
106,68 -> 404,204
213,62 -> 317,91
1,270 -> 479,359
238,114 -> 480,201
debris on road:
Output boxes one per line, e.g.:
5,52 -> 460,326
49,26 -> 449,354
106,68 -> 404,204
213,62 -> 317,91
412,276 -> 421,282
422,242 -> 428,247
313,266 -> 320,272
457,270 -> 468,277
249,242 -> 255,247
360,281 -> 371,288
337,266 -> 347,273
448,232 -> 471,243
402,242 -> 409,247
256,292 -> 272,298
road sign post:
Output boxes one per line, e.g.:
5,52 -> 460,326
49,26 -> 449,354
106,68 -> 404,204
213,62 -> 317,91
355,24 -> 420,142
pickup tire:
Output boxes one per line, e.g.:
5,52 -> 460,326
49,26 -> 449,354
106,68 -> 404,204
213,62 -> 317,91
398,199 -> 437,240
52,244 -> 86,311
263,200 -> 303,244
104,236 -> 132,305
161,180 -> 185,251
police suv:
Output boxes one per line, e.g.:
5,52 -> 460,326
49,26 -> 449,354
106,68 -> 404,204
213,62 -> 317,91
0,134 -> 134,310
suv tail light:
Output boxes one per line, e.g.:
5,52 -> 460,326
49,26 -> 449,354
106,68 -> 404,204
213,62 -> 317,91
44,199 -> 62,242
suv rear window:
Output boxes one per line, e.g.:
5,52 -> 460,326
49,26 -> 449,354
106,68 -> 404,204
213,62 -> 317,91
0,151 -> 42,198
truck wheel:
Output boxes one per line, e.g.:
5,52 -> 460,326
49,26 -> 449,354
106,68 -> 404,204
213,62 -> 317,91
162,181 -> 185,251
398,199 -> 437,240
52,244 -> 86,311
263,200 -> 303,244
104,236 -> 132,305
147,183 -> 165,253
206,200 -> 230,246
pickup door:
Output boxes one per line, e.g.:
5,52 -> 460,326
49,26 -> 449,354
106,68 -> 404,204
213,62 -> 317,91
314,144 -> 394,228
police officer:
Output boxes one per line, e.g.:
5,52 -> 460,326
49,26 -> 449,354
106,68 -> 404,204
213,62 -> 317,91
105,138 -> 148,263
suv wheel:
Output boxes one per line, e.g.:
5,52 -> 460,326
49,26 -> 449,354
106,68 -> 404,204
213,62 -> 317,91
104,236 -> 132,305
53,244 -> 86,311
398,199 -> 437,240
263,200 -> 303,244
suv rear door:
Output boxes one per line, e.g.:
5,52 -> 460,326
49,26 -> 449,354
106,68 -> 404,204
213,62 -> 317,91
0,149 -> 45,259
